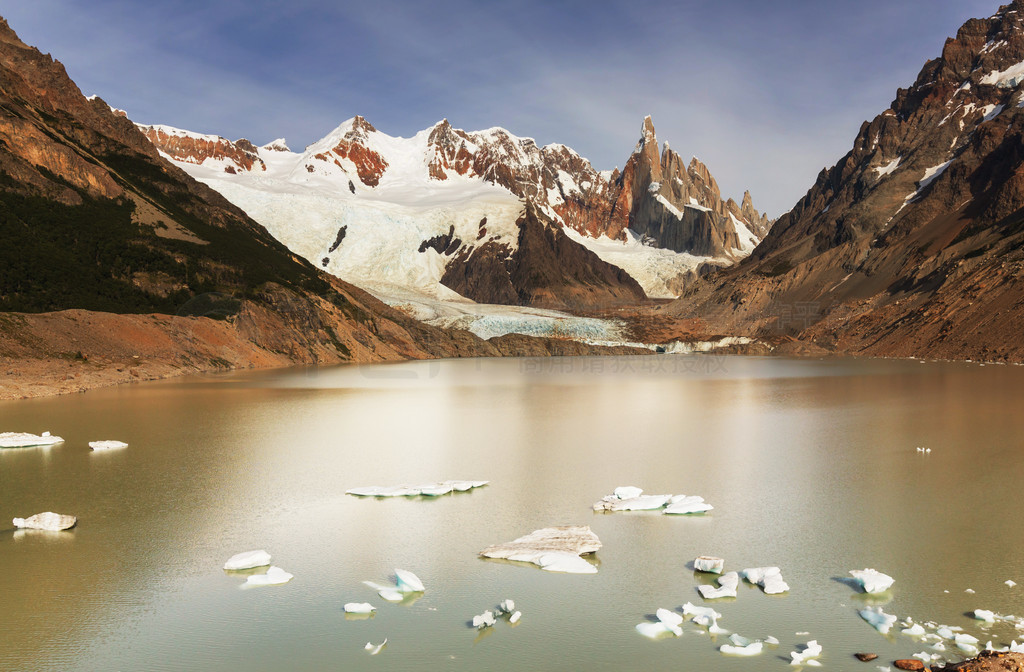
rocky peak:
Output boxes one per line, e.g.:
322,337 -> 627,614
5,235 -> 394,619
262,138 -> 290,152
137,125 -> 266,174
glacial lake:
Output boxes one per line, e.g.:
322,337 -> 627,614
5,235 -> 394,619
2,355 -> 1024,671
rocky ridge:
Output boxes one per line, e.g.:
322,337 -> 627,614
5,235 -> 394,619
668,0 -> 1024,363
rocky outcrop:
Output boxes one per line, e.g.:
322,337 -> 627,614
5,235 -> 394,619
311,115 -> 388,186
136,125 -> 265,173
669,1 -> 1024,363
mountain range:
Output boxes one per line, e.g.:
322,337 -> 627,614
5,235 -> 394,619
3,1 -> 1024,398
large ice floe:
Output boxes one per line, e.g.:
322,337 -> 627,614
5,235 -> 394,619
720,634 -> 764,656
592,487 -> 712,515
13,512 -> 77,531
479,526 -> 601,574
740,567 -> 790,594
223,550 -> 272,571
635,608 -> 685,638
0,431 -> 64,448
682,602 -> 728,633
849,568 -> 895,594
698,571 -> 740,599
346,481 -> 488,497
89,440 -> 128,451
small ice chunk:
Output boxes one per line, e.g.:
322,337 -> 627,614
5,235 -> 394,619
903,623 -> 926,636
347,481 -> 487,497
509,611 -> 521,624
1006,580 -> 1017,587
765,636 -> 780,645
965,588 -> 975,593
536,552 -> 598,574
742,567 -> 789,594
790,640 -> 823,665
363,581 -> 404,601
721,641 -> 763,656
614,486 -> 644,499
89,440 -> 128,451
224,550 -> 272,570
656,608 -> 684,628
12,512 -> 77,531
695,556 -> 725,573
594,494 -> 672,511
472,610 -> 496,629
664,495 -> 713,515
682,602 -> 723,630
417,483 -> 454,496
859,607 -> 897,634
364,638 -> 387,655
243,566 -> 293,587
699,571 -> 740,599
498,599 -> 515,614
343,602 -> 376,614
0,432 -> 65,448
636,622 -> 676,638
973,609 -> 996,623
394,568 -> 424,593
850,568 -> 895,594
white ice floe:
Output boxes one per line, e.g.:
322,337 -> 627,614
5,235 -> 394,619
0,431 -> 64,448
664,495 -> 713,515
498,599 -> 515,614
699,571 -> 740,599
364,639 -> 387,655
721,641 -> 763,656
347,481 -> 488,497
1006,579 -> 1017,587
509,611 -> 522,624
614,486 -> 644,500
859,607 -> 897,634
902,623 -> 926,636
682,602 -> 726,632
89,440 -> 128,451
973,609 -> 996,623
243,566 -> 293,587
790,640 -> 823,666
479,526 -> 601,574
850,568 -> 895,594
741,567 -> 789,594
695,556 -> 725,574
636,622 -> 676,638
765,636 -> 780,645
364,568 -> 425,600
965,588 -> 976,593
636,608 -> 685,638
344,602 -> 376,614
473,610 -> 496,629
12,512 -> 77,531
223,550 -> 272,571
593,493 -> 673,511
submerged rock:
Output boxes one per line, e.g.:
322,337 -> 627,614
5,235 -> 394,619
0,431 -> 64,448
13,512 -> 76,531
854,652 -> 878,661
479,526 -> 601,574
223,550 -> 272,571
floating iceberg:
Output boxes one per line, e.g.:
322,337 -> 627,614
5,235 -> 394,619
347,481 -> 488,497
850,568 -> 895,594
593,493 -> 672,511
614,486 -> 644,499
636,608 -> 684,638
636,622 -> 676,639
664,495 -> 713,515
721,641 -> 763,656
859,607 -> 897,634
365,568 -> 425,600
741,567 -> 789,594
479,526 -> 601,574
13,512 -> 77,531
0,431 -> 64,448
89,440 -> 128,451
695,556 -> 725,574
972,609 -> 996,623
344,602 -> 376,614
473,610 -> 496,629
902,623 -> 926,636
509,611 -> 522,624
698,571 -> 740,599
243,566 -> 293,587
1007,580 -> 1018,587
790,640 -> 823,665
954,633 -> 979,654
682,602 -> 725,632
223,550 -> 272,571
364,639 -> 387,655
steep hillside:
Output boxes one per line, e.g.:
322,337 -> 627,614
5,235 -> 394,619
670,0 -> 1024,362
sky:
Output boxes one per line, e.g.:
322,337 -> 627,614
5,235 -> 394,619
2,0 -> 1000,217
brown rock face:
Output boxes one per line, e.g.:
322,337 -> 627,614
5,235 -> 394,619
893,660 -> 925,671
137,125 -> 266,173
670,1 -> 1024,364
313,115 -> 388,187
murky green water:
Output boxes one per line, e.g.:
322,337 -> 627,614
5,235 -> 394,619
2,355 -> 1023,671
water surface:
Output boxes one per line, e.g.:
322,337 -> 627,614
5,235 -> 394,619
2,355 -> 1022,671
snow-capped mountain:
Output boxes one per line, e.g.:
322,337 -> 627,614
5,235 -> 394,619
674,0 -> 1024,362
139,115 -> 770,306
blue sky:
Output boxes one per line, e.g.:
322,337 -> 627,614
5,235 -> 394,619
3,0 -> 999,216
